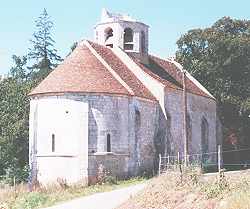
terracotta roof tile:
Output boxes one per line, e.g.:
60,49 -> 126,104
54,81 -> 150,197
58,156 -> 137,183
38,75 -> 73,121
127,52 -> 212,98
30,39 -> 212,100
150,55 -> 212,98
88,41 -> 156,101
29,44 -> 130,96
127,53 -> 182,90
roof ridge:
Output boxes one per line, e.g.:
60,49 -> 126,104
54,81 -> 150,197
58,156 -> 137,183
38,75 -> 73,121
111,46 -> 168,118
83,40 -> 134,96
167,58 -> 215,99
29,42 -> 131,97
149,54 -> 215,99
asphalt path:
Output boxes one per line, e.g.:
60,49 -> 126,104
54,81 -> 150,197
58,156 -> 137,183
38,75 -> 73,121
42,183 -> 146,209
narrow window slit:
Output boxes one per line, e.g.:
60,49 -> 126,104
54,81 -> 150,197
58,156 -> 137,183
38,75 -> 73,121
52,134 -> 55,152
107,134 -> 111,152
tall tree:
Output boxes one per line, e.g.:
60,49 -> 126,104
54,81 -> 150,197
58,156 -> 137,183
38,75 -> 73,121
176,17 -> 250,153
0,56 -> 31,183
0,9 -> 62,183
28,8 -> 62,81
10,55 -> 27,80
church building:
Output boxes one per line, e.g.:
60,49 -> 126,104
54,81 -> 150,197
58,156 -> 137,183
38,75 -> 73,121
29,9 -> 219,185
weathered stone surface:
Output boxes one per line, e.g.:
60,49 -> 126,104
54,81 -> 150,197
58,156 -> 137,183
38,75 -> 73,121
29,9 -> 219,186
29,89 -> 218,185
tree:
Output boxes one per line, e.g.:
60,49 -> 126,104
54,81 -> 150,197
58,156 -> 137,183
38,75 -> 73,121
10,55 -> 27,80
0,9 -> 62,183
0,56 -> 32,183
28,8 -> 62,81
176,17 -> 250,151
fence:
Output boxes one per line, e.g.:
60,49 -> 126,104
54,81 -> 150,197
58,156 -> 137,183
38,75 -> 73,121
158,145 -> 250,175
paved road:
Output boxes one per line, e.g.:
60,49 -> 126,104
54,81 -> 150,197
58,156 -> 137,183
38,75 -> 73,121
43,183 -> 146,209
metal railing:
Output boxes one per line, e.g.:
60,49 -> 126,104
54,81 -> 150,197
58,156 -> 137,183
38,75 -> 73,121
158,145 -> 250,175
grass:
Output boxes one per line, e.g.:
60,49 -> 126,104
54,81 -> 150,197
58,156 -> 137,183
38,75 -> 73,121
0,177 -> 146,209
117,168 -> 250,209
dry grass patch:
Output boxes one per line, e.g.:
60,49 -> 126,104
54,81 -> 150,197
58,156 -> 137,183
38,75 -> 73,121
0,177 -> 146,209
117,169 -> 250,209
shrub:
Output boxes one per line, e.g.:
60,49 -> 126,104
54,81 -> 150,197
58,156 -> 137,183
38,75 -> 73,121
96,164 -> 117,185
13,192 -> 48,209
188,170 -> 200,185
103,175 -> 117,185
3,165 -> 29,185
201,171 -> 229,199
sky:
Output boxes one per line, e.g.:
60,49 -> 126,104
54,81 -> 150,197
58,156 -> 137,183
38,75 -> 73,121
0,0 -> 249,74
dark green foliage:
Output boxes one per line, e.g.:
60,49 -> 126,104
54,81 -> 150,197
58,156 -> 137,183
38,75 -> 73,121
3,165 -> 30,185
0,57 -> 32,179
28,8 -> 62,82
176,17 -> 250,151
13,192 -> 49,209
10,55 -> 27,80
0,9 -> 61,184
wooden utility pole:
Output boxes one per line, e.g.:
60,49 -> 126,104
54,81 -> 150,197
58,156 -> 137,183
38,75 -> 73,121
218,145 -> 222,172
158,154 -> 162,176
182,70 -> 188,166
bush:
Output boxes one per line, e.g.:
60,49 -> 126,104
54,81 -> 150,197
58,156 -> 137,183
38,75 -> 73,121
103,175 -> 117,185
3,165 -> 29,185
201,171 -> 229,199
96,164 -> 117,185
188,170 -> 200,185
13,192 -> 48,209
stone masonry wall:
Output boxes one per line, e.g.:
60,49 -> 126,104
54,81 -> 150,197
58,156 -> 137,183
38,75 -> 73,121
87,94 -> 158,180
30,91 -> 218,185
163,89 -> 217,162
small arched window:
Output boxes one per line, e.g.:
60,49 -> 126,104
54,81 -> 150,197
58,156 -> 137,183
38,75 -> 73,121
187,114 -> 192,152
105,28 -> 114,48
52,134 -> 55,152
124,28 -> 134,50
107,134 -> 111,152
201,117 -> 209,162
140,31 -> 146,54
135,109 -> 141,128
166,111 -> 172,155
135,108 -> 141,146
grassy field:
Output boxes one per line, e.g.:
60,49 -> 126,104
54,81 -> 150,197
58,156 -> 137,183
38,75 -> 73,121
117,169 -> 250,209
0,177 -> 146,209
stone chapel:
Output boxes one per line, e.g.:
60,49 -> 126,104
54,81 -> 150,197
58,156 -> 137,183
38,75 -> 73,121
29,9 -> 220,185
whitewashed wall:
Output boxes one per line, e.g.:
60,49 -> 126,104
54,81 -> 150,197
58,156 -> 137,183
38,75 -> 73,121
29,96 -> 88,185
94,21 -> 149,53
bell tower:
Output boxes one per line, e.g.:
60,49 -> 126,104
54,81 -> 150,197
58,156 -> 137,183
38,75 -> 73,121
94,9 -> 149,54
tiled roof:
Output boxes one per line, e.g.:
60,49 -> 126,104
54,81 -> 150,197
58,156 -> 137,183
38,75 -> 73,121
128,52 -> 213,98
29,44 -> 130,96
127,53 -> 182,90
30,40 -> 213,100
88,41 -> 156,101
150,55 -> 212,98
